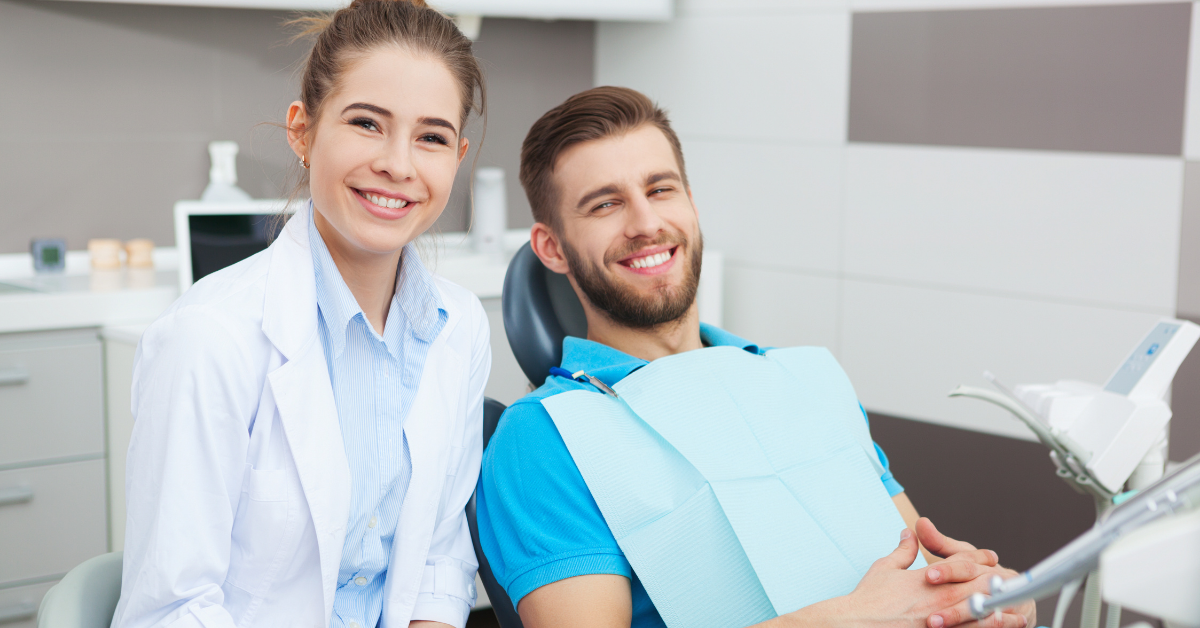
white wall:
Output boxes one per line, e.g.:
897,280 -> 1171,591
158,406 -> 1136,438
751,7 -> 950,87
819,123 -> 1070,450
596,0 -> 1183,441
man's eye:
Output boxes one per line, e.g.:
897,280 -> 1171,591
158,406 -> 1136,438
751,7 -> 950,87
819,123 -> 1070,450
594,201 -> 616,211
420,133 -> 449,145
350,117 -> 379,132
650,187 -> 671,195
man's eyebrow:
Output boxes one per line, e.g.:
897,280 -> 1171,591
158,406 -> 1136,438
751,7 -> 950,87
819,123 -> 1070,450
341,102 -> 392,117
418,116 -> 458,135
576,184 -> 621,210
646,171 -> 681,186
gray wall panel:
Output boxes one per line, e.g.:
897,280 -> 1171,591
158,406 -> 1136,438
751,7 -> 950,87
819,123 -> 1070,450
446,18 -> 595,233
848,3 -> 1191,155
1178,162 -> 1200,319
0,0 -> 593,252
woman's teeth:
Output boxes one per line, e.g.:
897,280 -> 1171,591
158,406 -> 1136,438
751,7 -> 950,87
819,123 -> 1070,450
629,250 -> 672,269
362,191 -> 409,209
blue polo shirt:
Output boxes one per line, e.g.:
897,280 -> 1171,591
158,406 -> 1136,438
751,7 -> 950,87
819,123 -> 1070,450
476,324 -> 904,627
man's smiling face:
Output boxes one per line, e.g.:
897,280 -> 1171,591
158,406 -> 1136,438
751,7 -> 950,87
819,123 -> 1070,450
551,124 -> 703,329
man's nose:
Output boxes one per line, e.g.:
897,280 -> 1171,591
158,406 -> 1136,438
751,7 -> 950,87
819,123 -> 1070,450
624,195 -> 665,238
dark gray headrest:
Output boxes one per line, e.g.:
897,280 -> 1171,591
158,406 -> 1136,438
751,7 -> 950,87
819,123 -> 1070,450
502,242 -> 587,386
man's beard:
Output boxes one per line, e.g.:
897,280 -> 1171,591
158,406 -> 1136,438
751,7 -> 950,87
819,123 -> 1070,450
562,232 -> 703,330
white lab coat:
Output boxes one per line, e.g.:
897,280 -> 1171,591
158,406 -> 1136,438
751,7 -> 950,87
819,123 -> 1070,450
112,207 -> 490,628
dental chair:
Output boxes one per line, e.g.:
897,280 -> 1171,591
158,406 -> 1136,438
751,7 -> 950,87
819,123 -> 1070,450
37,551 -> 123,628
501,242 -> 587,385
464,243 -> 590,628
467,397 -> 522,628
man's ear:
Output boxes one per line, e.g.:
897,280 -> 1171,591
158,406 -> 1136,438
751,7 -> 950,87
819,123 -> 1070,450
530,222 -> 570,275
286,101 -> 310,162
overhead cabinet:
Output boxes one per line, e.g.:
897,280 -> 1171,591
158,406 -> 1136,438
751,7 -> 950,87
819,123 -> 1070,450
43,0 -> 673,20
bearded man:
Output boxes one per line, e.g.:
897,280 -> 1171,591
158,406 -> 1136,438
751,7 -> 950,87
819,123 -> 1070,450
475,86 -> 1035,628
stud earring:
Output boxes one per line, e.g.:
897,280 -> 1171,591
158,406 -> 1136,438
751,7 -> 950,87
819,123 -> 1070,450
300,155 -> 310,169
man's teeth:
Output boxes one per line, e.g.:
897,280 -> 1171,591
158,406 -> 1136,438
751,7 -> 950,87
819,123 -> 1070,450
629,250 -> 672,269
364,192 -> 409,209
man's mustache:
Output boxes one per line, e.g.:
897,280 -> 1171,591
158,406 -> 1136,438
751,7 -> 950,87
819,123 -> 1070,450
604,233 -> 688,266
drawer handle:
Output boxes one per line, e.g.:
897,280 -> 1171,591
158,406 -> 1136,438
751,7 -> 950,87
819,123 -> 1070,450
0,366 -> 29,387
0,485 -> 33,507
0,601 -> 36,624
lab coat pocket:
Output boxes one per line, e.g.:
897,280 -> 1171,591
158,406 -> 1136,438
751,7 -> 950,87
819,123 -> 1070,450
227,465 -> 290,595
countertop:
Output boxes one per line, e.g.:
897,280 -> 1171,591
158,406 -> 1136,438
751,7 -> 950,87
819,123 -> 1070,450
0,230 -> 529,337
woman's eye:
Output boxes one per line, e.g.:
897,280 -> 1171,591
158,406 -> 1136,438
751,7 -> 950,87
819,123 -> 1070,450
419,133 -> 450,146
350,117 -> 379,132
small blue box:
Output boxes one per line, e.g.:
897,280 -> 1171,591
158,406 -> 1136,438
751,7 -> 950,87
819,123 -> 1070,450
31,238 -> 66,273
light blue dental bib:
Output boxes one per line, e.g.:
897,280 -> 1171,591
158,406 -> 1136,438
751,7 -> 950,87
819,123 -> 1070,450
541,346 -> 923,628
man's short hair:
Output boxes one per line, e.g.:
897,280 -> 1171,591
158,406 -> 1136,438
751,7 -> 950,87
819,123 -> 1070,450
519,86 -> 689,232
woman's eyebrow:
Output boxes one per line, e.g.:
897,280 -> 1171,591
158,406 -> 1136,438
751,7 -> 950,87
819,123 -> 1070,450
419,116 -> 458,134
342,102 -> 392,117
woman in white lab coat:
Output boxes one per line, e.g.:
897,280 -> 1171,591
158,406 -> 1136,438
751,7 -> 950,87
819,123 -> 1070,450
112,2 -> 489,627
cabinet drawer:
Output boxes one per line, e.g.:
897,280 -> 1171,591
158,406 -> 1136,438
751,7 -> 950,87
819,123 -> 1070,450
0,460 -> 107,585
0,581 -> 56,628
0,330 -> 103,467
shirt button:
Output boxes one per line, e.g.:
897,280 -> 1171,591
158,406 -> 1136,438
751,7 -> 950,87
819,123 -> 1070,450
368,516 -> 378,529
355,576 -> 368,586
349,622 -> 360,628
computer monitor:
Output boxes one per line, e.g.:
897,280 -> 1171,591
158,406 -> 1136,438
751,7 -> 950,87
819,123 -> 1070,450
173,199 -> 303,294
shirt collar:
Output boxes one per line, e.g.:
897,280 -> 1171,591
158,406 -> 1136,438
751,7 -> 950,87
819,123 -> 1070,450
558,322 -> 761,387
309,204 -> 447,357
394,241 -> 446,344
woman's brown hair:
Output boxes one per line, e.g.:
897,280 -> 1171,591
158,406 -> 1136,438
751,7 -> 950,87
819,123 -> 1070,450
290,0 -> 485,134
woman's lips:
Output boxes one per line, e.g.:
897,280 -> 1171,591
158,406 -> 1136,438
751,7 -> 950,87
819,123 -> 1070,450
353,188 -> 415,220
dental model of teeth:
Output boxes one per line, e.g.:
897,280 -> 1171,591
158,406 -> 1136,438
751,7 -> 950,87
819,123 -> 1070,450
629,250 -> 672,269
364,192 -> 409,209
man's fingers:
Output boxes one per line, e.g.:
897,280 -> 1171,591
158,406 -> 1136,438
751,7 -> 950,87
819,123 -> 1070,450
926,559 -> 988,584
916,517 -> 977,559
957,612 -> 1029,628
941,549 -> 999,568
929,603 -> 1028,628
875,528 -> 919,570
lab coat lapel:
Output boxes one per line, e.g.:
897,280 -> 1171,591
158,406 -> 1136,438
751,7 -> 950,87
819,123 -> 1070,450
384,291 -> 464,619
261,206 -> 351,622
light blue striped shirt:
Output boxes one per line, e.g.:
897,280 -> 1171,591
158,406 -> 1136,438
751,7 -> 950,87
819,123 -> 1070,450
309,209 -> 447,628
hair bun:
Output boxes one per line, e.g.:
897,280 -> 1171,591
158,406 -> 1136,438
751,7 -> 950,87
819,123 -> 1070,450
347,0 -> 428,8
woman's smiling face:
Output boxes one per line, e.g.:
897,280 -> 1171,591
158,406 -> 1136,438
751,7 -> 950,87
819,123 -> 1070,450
289,45 -> 467,258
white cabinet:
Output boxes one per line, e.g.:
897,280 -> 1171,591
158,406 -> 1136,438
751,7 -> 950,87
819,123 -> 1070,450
0,330 -> 104,467
45,0 -> 672,20
0,581 -> 57,628
0,329 -> 107,619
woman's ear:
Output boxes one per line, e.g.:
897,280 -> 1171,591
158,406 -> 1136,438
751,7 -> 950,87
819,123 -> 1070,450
286,101 -> 310,161
530,223 -> 570,275
457,136 -> 470,164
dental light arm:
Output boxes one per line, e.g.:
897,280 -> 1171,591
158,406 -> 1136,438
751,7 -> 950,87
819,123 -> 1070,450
969,451 -> 1200,618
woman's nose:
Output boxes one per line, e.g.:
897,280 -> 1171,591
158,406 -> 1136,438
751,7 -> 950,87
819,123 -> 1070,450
374,141 -> 417,180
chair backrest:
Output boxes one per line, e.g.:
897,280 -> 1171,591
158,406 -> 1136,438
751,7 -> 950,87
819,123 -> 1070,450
502,242 -> 587,385
37,551 -> 123,628
466,397 -> 523,628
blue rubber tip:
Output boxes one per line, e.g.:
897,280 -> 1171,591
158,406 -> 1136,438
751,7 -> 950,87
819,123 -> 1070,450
1112,490 -> 1138,506
549,366 -> 574,380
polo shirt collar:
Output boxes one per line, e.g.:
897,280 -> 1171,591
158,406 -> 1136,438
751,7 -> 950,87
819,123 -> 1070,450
558,322 -> 760,387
